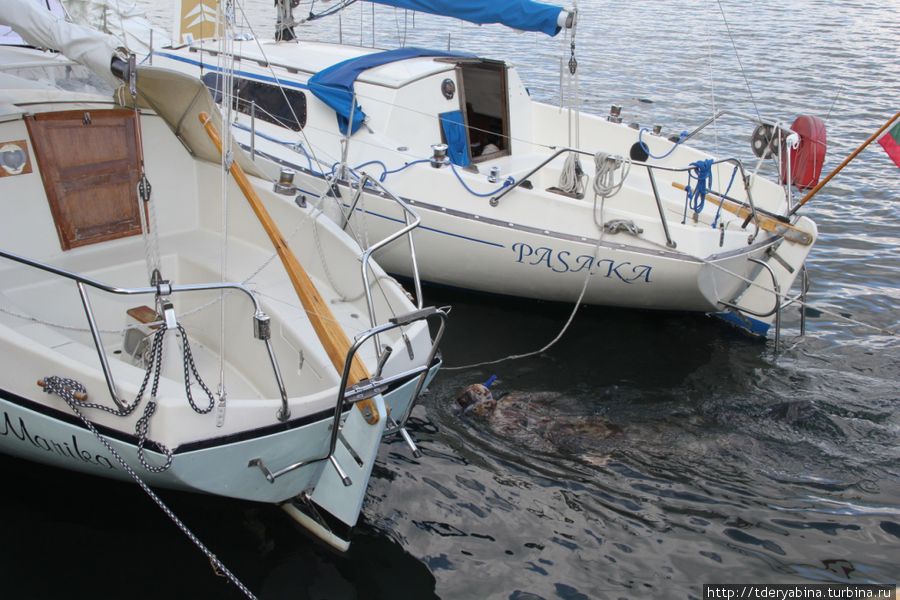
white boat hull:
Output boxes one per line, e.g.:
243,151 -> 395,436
288,167 -> 811,326
152,43 -> 821,336
0,56 -> 448,554
0,361 -> 439,504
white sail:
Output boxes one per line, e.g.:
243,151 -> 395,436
0,0 -> 120,86
0,0 -> 65,46
63,0 -> 170,57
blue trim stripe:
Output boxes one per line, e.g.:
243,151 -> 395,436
236,145 -> 506,249
419,224 -> 505,247
713,310 -> 770,337
152,51 -> 312,91
294,191 -> 505,248
341,203 -> 507,248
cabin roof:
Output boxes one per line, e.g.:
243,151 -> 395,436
191,39 -> 459,88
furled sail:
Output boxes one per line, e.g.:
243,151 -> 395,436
62,0 -> 171,57
0,0 -> 120,86
366,0 -> 573,37
0,0 -> 65,46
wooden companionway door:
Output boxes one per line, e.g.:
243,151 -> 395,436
26,109 -> 143,251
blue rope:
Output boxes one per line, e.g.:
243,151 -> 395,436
449,163 -> 515,198
332,159 -> 431,183
379,159 -> 431,181
351,160 -> 390,180
292,142 -> 318,175
683,159 -> 714,222
638,127 -> 688,160
325,157 -> 514,199
711,165 -> 739,228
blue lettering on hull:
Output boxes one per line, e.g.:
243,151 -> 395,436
512,242 -> 652,283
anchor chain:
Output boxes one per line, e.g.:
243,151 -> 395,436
39,375 -> 257,599
42,320 -> 215,473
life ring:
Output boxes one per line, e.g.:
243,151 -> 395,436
782,115 -> 827,190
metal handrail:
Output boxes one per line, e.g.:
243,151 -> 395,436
489,147 -> 763,244
232,115 -> 427,346
349,173 -> 424,354
0,248 -> 290,418
248,305 -> 448,484
718,257 -> 782,351
680,109 -> 797,145
679,109 -> 799,208
645,166 -> 676,248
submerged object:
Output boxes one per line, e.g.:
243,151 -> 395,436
454,383 -> 619,456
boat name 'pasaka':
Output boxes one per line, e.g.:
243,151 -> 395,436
1,411 -> 116,470
512,242 -> 653,283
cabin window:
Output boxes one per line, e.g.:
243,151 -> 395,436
202,72 -> 307,131
456,60 -> 510,164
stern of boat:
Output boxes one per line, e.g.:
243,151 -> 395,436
278,305 -> 447,551
705,215 -> 818,337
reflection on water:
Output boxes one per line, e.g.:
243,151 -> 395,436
5,0 -> 900,598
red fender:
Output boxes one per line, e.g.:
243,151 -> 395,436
782,115 -> 827,190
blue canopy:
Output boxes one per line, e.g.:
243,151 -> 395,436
369,0 -> 567,37
308,47 -> 470,135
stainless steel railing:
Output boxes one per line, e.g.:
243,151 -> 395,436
248,305 -> 448,485
489,148 -> 764,246
341,171 -> 424,354
679,109 -> 798,209
230,115 -> 427,353
0,248 -> 290,419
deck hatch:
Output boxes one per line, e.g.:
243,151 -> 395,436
25,109 -> 143,251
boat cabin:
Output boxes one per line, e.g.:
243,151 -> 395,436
442,59 -> 511,165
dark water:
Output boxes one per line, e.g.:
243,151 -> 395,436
4,1 -> 899,598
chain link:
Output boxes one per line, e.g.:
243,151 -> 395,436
42,322 -> 216,472
39,375 -> 257,600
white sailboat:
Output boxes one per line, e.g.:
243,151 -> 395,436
148,0 -> 821,340
0,2 -> 446,557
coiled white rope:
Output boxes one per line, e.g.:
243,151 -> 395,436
557,153 -> 586,196
592,152 -> 631,200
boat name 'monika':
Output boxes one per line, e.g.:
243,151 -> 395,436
1,410 -> 116,470
512,242 -> 653,283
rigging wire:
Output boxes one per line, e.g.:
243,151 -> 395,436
715,0 -> 761,122
218,2 -> 412,330
705,6 -> 721,167
215,1 -> 240,404
825,83 -> 844,122
233,1 -> 331,194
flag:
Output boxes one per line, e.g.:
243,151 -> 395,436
877,119 -> 900,168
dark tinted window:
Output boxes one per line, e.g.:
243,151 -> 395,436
202,72 -> 307,131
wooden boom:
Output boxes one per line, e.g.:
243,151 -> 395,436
671,182 -> 813,245
199,112 -> 379,424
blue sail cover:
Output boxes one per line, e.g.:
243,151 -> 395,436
439,110 -> 470,167
308,47 -> 470,135
369,0 -> 566,37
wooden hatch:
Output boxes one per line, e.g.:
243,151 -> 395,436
26,109 -> 144,251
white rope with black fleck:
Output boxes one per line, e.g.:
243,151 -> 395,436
40,375 -> 257,600
51,323 -> 216,473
